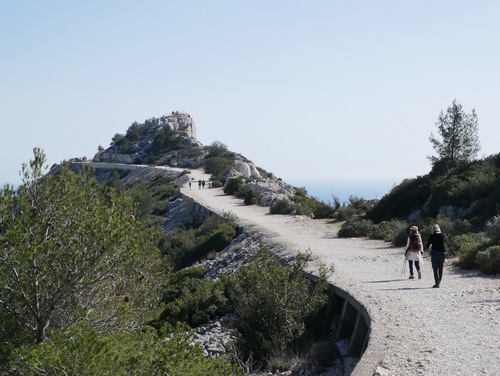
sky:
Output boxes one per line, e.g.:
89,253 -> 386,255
1,1 -> 499,198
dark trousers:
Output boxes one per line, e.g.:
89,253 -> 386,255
408,260 -> 420,275
431,252 -> 446,284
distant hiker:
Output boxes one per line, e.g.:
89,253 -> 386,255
202,180 -> 205,189
188,182 -> 191,190
405,226 -> 423,280
426,224 -> 447,288
198,180 -> 202,189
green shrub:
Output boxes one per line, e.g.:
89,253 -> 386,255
434,215 -> 467,236
9,322 -> 242,375
227,251 -> 331,362
125,122 -> 143,141
196,221 -> 237,257
476,246 -> 500,274
176,222 -> 236,268
161,266 -> 207,302
291,194 -> 335,219
163,216 -> 237,269
456,242 -> 483,269
157,268 -> 229,327
235,184 -> 251,199
312,201 -> 336,219
118,138 -> 133,154
162,227 -> 197,258
270,198 -> 295,215
243,189 -> 260,205
205,156 -> 235,183
205,140 -> 232,157
150,127 -> 188,156
338,219 -> 375,238
365,176 -> 432,222
486,215 -> 500,245
335,206 -> 359,222
0,312 -> 30,365
371,219 -> 408,242
224,177 -> 244,195
270,197 -> 314,217
393,225 -> 412,247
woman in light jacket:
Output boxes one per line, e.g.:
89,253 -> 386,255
405,226 -> 423,279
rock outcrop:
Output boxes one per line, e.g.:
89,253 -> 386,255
145,111 -> 197,140
224,156 -> 296,207
93,111 -> 204,167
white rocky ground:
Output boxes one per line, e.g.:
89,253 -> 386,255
182,169 -> 500,376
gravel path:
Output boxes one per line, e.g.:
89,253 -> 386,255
181,171 -> 500,376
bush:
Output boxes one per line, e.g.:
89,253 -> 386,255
150,127 -> 188,156
205,157 -> 235,183
312,201 -> 336,219
224,177 -> 244,195
338,219 -> 375,238
269,197 -> 317,217
163,216 -> 237,269
205,140 -> 231,157
486,215 -> 500,245
476,246 -> 500,274
393,225 -> 413,247
197,220 -> 237,254
291,194 -> 335,219
244,189 -> 260,205
365,176 -> 432,222
371,219 -> 408,242
456,242 -> 483,269
227,251 -> 331,362
335,205 -> 360,222
157,267 -> 229,327
9,322 -> 243,375
270,198 -> 295,215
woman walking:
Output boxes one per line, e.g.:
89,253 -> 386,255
405,226 -> 423,279
426,224 -> 447,288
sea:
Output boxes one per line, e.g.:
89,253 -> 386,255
3,177 -> 399,206
287,178 -> 399,205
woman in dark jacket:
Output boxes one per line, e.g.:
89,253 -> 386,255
426,224 -> 447,288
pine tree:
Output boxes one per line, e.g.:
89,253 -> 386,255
428,99 -> 480,170
0,148 -> 161,344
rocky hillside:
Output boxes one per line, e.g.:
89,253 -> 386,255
85,111 -> 298,207
93,111 -> 205,167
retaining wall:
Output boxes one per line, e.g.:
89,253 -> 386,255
186,197 -> 371,374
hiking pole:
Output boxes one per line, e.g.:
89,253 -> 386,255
400,253 -> 406,277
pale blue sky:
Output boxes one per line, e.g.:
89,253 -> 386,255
1,1 -> 499,195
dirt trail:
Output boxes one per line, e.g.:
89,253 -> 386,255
181,170 -> 500,376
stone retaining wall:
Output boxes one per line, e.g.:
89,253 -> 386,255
187,197 -> 371,374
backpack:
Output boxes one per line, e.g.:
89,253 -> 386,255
409,235 -> 421,251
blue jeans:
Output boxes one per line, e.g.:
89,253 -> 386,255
408,260 -> 420,275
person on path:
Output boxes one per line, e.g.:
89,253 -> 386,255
188,181 -> 191,190
426,224 -> 447,288
405,226 -> 423,279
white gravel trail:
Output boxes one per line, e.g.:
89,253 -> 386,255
181,171 -> 500,376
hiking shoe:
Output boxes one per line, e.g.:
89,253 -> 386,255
409,275 -> 414,279
432,283 -> 440,288
418,272 -> 422,279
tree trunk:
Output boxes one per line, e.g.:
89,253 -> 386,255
36,319 -> 48,343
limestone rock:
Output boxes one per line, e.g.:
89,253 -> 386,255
233,160 -> 261,179
93,111 -> 203,167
